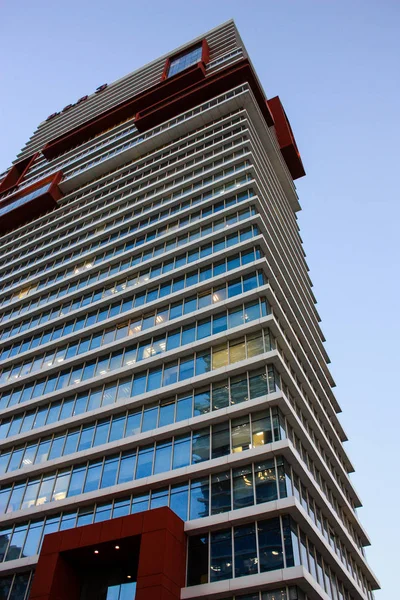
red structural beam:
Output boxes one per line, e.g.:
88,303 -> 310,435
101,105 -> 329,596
42,55 -> 275,161
161,39 -> 210,81
267,96 -> 305,180
135,58 -> 274,133
29,507 -> 186,600
0,171 -> 63,235
0,153 -> 39,195
42,62 -> 208,160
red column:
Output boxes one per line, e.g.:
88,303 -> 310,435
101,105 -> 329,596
136,509 -> 186,600
28,507 -> 186,600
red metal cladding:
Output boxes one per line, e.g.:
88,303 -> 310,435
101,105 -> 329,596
135,58 -> 274,133
0,152 -> 39,195
42,61 -> 208,161
267,96 -> 305,180
28,507 -> 186,600
161,38 -> 210,81
41,54 -> 274,162
0,171 -> 63,236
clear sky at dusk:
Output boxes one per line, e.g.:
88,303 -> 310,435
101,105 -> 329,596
1,1 -> 399,596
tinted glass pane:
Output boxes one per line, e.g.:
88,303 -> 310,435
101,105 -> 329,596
255,460 -> 278,504
233,466 -> 254,509
187,534 -> 208,586
210,529 -> 232,581
136,446 -> 154,478
211,472 -> 231,514
258,517 -> 284,572
234,523 -> 258,577
190,478 -> 209,519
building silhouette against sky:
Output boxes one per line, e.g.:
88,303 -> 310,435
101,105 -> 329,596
0,20 -> 378,600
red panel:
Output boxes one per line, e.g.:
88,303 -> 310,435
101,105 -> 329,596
161,38 -> 209,81
135,59 -> 274,133
42,55 -> 274,161
267,96 -> 306,180
0,171 -> 63,235
29,507 -> 186,600
0,153 -> 39,195
42,63 -> 207,160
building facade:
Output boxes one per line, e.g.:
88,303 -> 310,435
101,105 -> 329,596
0,20 -> 378,600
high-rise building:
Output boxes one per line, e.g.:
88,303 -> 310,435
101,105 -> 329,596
0,20 -> 378,600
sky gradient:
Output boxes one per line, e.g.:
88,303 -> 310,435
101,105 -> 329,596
1,1 -> 399,596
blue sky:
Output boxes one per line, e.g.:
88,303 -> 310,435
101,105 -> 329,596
1,1 -> 399,596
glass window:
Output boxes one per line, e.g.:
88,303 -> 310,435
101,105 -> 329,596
109,416 -> 126,442
179,358 -> 194,380
170,483 -> 188,521
36,440 -> 51,464
176,393 -> 192,421
83,461 -> 102,493
234,523 -> 258,578
126,411 -> 141,436
230,375 -> 248,405
68,465 -> 86,497
136,446 -> 154,479
150,487 -> 169,510
168,45 -> 203,78
147,368 -> 162,391
118,452 -> 136,484
52,470 -> 70,502
231,416 -> 251,453
101,456 -> 119,488
94,502 -> 112,523
258,517 -> 284,572
187,534 -> 208,586
163,362 -> 179,387
229,306 -> 244,329
49,435 -> 65,460
154,441 -> 172,474
212,422 -> 230,458
182,324 -> 196,345
78,426 -> 94,452
113,497 -> 131,518
189,478 -> 209,520
211,472 -> 231,515
212,314 -> 227,335
173,435 -> 191,469
249,370 -> 268,399
5,524 -> 26,561
210,529 -> 232,582
247,333 -> 264,357
229,338 -> 246,363
195,350 -> 210,375
255,460 -> 278,504
252,411 -> 272,446
194,389 -> 210,415
212,344 -> 228,369
142,405 -> 158,432
192,429 -> 210,463
233,466 -> 254,509
131,493 -> 149,514
159,398 -> 175,427
212,382 -> 229,410
63,430 -> 80,455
